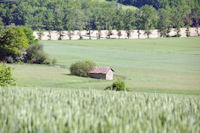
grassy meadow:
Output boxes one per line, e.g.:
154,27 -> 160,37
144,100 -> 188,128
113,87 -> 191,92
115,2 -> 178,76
11,37 -> 200,94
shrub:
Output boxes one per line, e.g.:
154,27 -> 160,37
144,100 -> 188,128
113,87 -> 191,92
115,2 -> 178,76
0,63 -> 15,86
0,26 -> 29,61
105,80 -> 128,91
5,56 -> 14,63
25,44 -> 51,64
52,58 -> 57,65
70,60 -> 96,77
112,80 -> 125,91
20,26 -> 37,44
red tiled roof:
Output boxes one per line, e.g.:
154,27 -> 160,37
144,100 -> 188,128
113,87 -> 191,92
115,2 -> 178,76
88,67 -> 114,74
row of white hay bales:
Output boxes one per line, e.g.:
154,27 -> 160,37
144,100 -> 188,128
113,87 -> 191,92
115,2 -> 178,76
33,27 -> 200,40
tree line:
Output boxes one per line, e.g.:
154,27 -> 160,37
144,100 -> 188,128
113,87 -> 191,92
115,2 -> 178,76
0,0 -> 199,37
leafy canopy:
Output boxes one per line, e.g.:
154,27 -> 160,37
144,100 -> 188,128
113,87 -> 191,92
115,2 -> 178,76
0,26 -> 29,60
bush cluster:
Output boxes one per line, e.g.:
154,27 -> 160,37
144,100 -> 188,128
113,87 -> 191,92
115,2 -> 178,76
21,26 -> 37,45
0,26 -> 55,65
0,63 -> 15,86
0,26 -> 29,61
70,61 -> 96,77
105,80 -> 129,91
25,44 -> 55,64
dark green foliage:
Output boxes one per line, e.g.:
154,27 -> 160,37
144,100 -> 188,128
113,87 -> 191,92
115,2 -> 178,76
170,6 -> 190,29
190,8 -> 200,27
20,26 -> 37,44
158,7 -> 172,37
124,9 -> 136,31
105,80 -> 128,91
113,0 -> 200,9
0,63 -> 15,86
0,26 -> 29,61
0,25 -> 53,64
0,0 -> 199,31
5,56 -> 14,63
25,44 -> 51,64
0,17 -> 3,28
70,60 -> 96,77
136,5 -> 158,33
112,80 -> 125,91
0,26 -> 37,62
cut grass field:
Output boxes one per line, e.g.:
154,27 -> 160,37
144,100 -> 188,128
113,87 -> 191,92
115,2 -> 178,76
11,37 -> 200,94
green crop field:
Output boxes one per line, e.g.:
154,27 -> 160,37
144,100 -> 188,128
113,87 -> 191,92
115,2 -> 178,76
1,0 -> 199,132
0,87 -> 199,133
2,37 -> 200,132
11,37 -> 200,94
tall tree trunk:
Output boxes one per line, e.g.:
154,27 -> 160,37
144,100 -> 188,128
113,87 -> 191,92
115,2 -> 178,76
126,30 -> 131,39
176,28 -> 181,37
186,27 -> 190,37
196,27 -> 200,36
79,30 -> 82,40
48,31 -> 51,40
88,30 -> 91,40
97,30 -> 101,39
118,30 -> 121,39
137,30 -> 140,39
58,31 -> 62,40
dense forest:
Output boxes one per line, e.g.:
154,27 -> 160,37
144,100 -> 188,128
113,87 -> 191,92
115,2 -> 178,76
0,0 -> 199,35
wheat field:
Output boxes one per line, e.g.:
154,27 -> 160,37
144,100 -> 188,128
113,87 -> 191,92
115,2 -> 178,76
0,87 -> 199,133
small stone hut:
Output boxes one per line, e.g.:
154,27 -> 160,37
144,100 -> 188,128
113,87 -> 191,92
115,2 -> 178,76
88,67 -> 114,80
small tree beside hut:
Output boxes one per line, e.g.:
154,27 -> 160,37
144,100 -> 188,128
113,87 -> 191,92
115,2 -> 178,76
70,60 -> 96,77
70,61 -> 114,80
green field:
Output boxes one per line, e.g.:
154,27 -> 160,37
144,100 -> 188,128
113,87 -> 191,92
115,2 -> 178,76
11,37 -> 200,94
2,37 -> 200,132
0,87 -> 199,133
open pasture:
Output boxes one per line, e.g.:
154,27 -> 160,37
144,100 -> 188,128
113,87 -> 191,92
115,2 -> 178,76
11,37 -> 200,94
